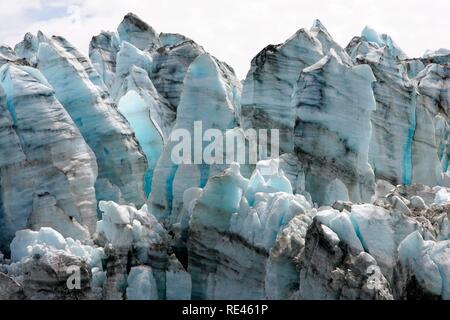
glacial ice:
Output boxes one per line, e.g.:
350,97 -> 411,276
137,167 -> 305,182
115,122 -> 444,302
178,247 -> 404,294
398,231 -> 450,299
149,53 -> 241,222
1,12 -> 450,300
34,34 -> 148,207
166,254 -> 192,300
159,33 -> 191,47
150,38 -> 206,110
89,31 -> 120,89
231,191 -> 312,250
117,13 -> 161,51
347,28 -> 444,187
0,45 -> 22,66
316,209 -> 364,252
361,26 -> 407,59
118,90 -> 164,196
9,227 -> 105,271
115,42 -> 152,78
241,23 -> 323,153
0,63 -> 98,253
292,49 -> 376,205
97,200 -> 168,253
187,162 -> 318,299
126,266 -> 159,300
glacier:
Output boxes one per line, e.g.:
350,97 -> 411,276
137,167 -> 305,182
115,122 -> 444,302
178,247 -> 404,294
0,63 -> 98,254
1,12 -> 450,300
15,31 -> 148,208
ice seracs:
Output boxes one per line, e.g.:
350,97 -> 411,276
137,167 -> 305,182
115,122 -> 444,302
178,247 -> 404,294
1,13 -> 450,300
347,26 -> 450,188
149,53 -> 241,222
34,33 -> 148,207
118,13 -> 161,51
151,38 -> 206,111
0,63 -> 98,254
126,266 -> 159,300
95,200 -> 189,299
397,231 -> 450,299
89,31 -> 120,89
292,49 -> 376,205
187,162 -> 316,299
0,45 -> 25,67
241,23 -> 323,153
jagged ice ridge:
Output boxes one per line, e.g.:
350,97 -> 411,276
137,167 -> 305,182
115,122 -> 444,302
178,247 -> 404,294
1,12 -> 450,300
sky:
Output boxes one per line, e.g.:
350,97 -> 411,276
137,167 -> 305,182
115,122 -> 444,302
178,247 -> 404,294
0,0 -> 449,79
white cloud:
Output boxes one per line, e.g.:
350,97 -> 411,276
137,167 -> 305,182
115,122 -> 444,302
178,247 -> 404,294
1,0 -> 449,78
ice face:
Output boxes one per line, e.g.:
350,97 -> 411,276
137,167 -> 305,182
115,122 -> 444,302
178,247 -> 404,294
35,34 -> 147,208
118,90 -> 164,196
415,63 -> 450,183
165,254 -> 192,300
126,266 -> 159,300
159,33 -> 191,47
0,45 -> 22,66
187,162 -> 318,299
361,26 -> 407,60
89,31 -> 120,89
89,13 -> 206,113
150,40 -> 206,111
347,34 -> 443,187
241,25 -> 323,153
117,13 -> 161,51
0,64 -> 98,253
292,49 -> 376,205
231,192 -> 312,251
149,53 -> 241,222
316,209 -> 364,253
398,231 -> 450,299
10,227 -> 104,269
115,42 -> 153,78
97,200 -> 168,252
